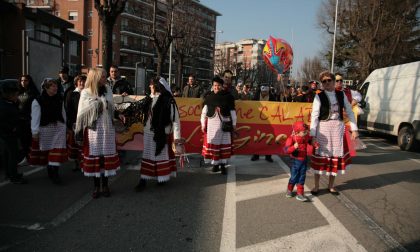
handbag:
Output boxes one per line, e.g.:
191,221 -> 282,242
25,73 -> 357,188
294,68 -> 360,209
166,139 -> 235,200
218,111 -> 233,132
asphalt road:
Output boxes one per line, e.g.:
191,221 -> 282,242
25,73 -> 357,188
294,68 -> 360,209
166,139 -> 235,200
0,132 -> 419,251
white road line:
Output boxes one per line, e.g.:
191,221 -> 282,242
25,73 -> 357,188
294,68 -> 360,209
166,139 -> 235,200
276,158 -> 367,252
237,226 -> 339,252
0,165 -> 44,188
366,142 -> 397,150
409,158 -> 420,164
0,222 -> 44,230
315,169 -> 409,252
236,178 -> 289,202
219,164 -> 236,252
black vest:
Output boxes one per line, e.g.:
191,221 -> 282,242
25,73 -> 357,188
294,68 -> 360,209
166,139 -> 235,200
318,91 -> 344,120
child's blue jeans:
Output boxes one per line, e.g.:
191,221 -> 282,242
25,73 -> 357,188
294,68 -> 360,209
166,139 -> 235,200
289,158 -> 307,186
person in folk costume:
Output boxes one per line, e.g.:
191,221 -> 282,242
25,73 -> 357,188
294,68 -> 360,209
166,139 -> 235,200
30,79 -> 68,184
134,77 -> 182,191
75,68 -> 124,198
201,76 -> 237,175
310,71 -> 358,195
65,74 -> 86,171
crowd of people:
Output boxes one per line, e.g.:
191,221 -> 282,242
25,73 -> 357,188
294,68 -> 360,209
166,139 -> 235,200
0,66 -> 361,202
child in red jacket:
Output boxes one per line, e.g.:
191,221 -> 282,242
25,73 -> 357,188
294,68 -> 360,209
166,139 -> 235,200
284,121 -> 318,201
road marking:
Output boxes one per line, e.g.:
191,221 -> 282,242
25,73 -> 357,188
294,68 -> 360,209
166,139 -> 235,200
0,222 -> 44,230
409,158 -> 420,164
220,163 -> 236,252
236,178 -> 289,202
0,166 -> 44,188
366,142 -> 398,150
276,158 -> 367,252
314,170 -> 409,252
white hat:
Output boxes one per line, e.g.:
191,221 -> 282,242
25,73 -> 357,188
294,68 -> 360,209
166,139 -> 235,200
260,85 -> 269,92
159,77 -> 171,94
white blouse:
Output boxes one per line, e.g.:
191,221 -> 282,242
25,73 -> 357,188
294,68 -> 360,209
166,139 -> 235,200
310,90 -> 358,136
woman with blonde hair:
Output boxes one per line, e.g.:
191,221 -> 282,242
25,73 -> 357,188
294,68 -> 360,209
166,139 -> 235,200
75,68 -> 124,198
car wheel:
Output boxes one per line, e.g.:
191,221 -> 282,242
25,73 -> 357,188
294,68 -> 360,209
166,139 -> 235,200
398,126 -> 416,151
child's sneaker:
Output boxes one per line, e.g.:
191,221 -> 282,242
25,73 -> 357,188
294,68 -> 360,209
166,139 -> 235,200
285,190 -> 293,198
296,194 -> 308,202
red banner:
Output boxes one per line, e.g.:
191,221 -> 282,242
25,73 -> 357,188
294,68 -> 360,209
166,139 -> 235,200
116,96 -> 313,155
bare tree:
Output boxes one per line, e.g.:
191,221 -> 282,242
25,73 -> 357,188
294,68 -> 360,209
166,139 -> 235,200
150,0 -> 190,77
172,2 -> 200,89
299,56 -> 324,82
318,0 -> 420,80
94,0 -> 127,72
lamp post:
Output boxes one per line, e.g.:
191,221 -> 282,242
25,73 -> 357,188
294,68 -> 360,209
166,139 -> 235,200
331,0 -> 339,73
212,30 -> 223,75
168,0 -> 175,87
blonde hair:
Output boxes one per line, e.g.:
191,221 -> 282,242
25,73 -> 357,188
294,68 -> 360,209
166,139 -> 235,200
84,68 -> 106,96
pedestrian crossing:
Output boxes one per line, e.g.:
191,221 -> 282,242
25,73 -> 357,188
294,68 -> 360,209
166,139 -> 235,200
220,155 -> 367,252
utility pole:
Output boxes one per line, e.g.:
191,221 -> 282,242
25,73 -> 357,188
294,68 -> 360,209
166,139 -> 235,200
331,0 -> 339,73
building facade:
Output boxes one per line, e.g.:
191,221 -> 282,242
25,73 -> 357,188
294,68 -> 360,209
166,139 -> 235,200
24,0 -> 220,89
214,38 -> 265,76
0,0 -> 85,87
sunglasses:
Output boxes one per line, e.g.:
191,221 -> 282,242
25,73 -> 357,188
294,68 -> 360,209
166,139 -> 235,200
321,79 -> 333,84
336,79 -> 343,82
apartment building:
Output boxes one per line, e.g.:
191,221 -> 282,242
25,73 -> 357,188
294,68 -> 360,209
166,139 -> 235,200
215,38 -> 265,76
25,0 -> 220,87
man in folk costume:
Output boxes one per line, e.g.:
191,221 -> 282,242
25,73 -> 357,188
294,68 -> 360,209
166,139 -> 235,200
310,71 -> 358,195
135,77 -> 182,191
30,79 -> 68,184
75,68 -> 122,198
201,76 -> 237,175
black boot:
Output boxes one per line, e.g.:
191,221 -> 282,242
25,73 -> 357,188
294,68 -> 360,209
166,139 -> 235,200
51,166 -> 61,184
47,165 -> 54,179
212,165 -> 220,172
102,176 -> 110,197
92,177 -> 101,199
220,164 -> 227,175
135,178 -> 146,192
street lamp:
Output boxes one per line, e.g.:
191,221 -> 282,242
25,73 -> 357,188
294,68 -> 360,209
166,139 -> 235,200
331,0 -> 339,73
135,60 -> 147,95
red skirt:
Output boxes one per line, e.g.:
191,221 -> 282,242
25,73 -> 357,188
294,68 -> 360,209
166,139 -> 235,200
311,130 -> 352,176
80,129 -> 120,177
140,133 -> 177,182
28,138 -> 68,165
67,130 -> 82,161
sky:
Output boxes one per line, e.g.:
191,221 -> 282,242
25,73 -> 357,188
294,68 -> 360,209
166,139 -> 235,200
199,0 -> 326,77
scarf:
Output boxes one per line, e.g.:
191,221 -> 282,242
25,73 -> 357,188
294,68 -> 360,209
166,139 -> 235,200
149,91 -> 177,156
75,86 -> 114,139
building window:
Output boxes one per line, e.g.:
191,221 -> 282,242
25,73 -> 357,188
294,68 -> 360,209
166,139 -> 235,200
55,11 -> 60,17
87,49 -> 93,56
88,29 -> 93,37
68,11 -> 78,21
88,11 -> 93,17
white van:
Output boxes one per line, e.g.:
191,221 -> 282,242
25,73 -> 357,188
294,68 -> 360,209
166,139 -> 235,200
359,61 -> 420,151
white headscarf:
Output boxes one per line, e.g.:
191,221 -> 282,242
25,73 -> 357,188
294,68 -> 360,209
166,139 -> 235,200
159,77 -> 171,94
